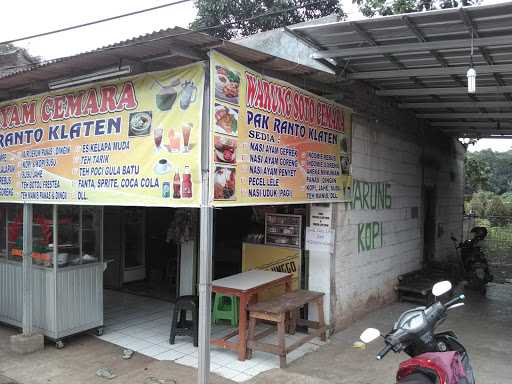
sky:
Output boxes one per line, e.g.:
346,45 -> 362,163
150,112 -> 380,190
2,0 -> 511,152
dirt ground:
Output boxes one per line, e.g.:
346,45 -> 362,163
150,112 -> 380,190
1,283 -> 511,384
0,326 -> 232,384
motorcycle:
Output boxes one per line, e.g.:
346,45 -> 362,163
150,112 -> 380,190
360,281 -> 475,384
451,226 -> 493,293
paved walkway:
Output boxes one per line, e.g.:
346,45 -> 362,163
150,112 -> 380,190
0,375 -> 17,384
247,283 -> 512,384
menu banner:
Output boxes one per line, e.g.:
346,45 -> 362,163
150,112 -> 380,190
0,63 -> 205,206
209,51 -> 352,207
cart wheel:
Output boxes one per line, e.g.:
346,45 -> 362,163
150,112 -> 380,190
56,340 -> 65,349
95,327 -> 104,336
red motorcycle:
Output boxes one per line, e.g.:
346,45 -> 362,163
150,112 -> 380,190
360,281 -> 475,384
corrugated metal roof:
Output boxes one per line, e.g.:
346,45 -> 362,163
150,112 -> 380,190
0,27 -> 338,102
290,2 -> 512,138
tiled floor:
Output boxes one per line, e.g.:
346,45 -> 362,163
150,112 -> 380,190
97,290 -> 325,383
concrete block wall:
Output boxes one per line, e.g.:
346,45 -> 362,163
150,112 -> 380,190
331,82 -> 465,330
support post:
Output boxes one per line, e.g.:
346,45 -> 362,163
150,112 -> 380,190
11,203 -> 43,354
22,203 -> 33,336
198,59 -> 213,384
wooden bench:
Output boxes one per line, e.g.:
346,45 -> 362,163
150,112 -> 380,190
246,289 -> 326,368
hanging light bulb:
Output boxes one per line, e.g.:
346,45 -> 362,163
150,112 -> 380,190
467,28 -> 476,94
467,67 -> 476,94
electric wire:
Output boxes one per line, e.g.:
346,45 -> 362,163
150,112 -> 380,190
0,0 -> 193,46
0,0 -> 328,75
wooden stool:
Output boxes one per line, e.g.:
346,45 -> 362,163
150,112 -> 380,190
247,290 -> 326,368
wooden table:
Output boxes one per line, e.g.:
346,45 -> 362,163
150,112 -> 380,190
210,270 -> 292,361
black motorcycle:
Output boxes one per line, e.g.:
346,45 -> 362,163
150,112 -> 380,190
451,226 -> 493,293
360,281 -> 475,384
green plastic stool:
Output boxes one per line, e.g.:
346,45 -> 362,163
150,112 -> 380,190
212,294 -> 239,326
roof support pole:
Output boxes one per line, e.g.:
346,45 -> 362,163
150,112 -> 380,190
22,203 -> 33,337
198,61 -> 213,384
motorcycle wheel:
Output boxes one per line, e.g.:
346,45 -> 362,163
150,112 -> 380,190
397,372 -> 435,383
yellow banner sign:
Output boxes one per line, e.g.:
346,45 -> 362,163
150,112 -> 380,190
242,243 -> 301,300
0,63 -> 204,206
210,51 -> 352,206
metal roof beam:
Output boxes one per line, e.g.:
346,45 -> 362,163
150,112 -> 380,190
312,35 -> 512,59
399,101 -> 512,109
282,27 -> 339,73
349,22 -> 377,46
431,121 -> 512,127
376,85 -> 512,96
446,131 -> 512,137
347,63 -> 512,80
417,112 -> 512,119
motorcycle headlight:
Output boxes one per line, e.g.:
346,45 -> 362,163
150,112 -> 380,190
401,313 -> 426,331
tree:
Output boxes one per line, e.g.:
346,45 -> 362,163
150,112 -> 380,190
464,155 -> 490,194
354,0 -> 480,18
468,149 -> 512,194
487,196 -> 508,226
191,0 -> 343,40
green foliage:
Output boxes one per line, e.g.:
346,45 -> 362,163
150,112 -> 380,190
468,191 -> 495,218
464,155 -> 490,194
354,0 -> 480,17
191,0 -> 343,39
466,149 -> 512,195
487,196 -> 509,226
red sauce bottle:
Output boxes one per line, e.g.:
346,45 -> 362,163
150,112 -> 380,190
182,166 -> 192,198
173,168 -> 181,199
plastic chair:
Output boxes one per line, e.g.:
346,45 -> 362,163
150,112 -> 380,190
170,295 -> 199,347
212,294 -> 239,326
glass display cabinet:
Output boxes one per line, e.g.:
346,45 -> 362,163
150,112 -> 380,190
0,203 -> 104,347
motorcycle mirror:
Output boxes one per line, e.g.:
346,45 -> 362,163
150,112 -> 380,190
432,281 -> 452,297
360,328 -> 381,344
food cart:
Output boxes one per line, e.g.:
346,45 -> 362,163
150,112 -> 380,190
0,204 -> 103,347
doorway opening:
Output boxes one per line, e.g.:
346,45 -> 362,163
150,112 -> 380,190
423,186 -> 437,265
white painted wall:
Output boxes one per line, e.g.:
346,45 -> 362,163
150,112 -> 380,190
331,114 -> 464,329
179,240 -> 196,296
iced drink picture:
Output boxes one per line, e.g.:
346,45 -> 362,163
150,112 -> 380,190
168,129 -> 181,153
182,123 -> 192,153
154,126 -> 163,151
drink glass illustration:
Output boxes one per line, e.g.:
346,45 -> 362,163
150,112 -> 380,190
169,129 -> 181,153
154,126 -> 163,151
182,123 -> 192,152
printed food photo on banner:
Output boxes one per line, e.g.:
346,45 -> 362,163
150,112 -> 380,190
214,166 -> 236,200
128,111 -> 152,137
214,65 -> 241,105
214,135 -> 237,164
0,62 -> 205,207
209,51 -> 352,207
214,103 -> 238,136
